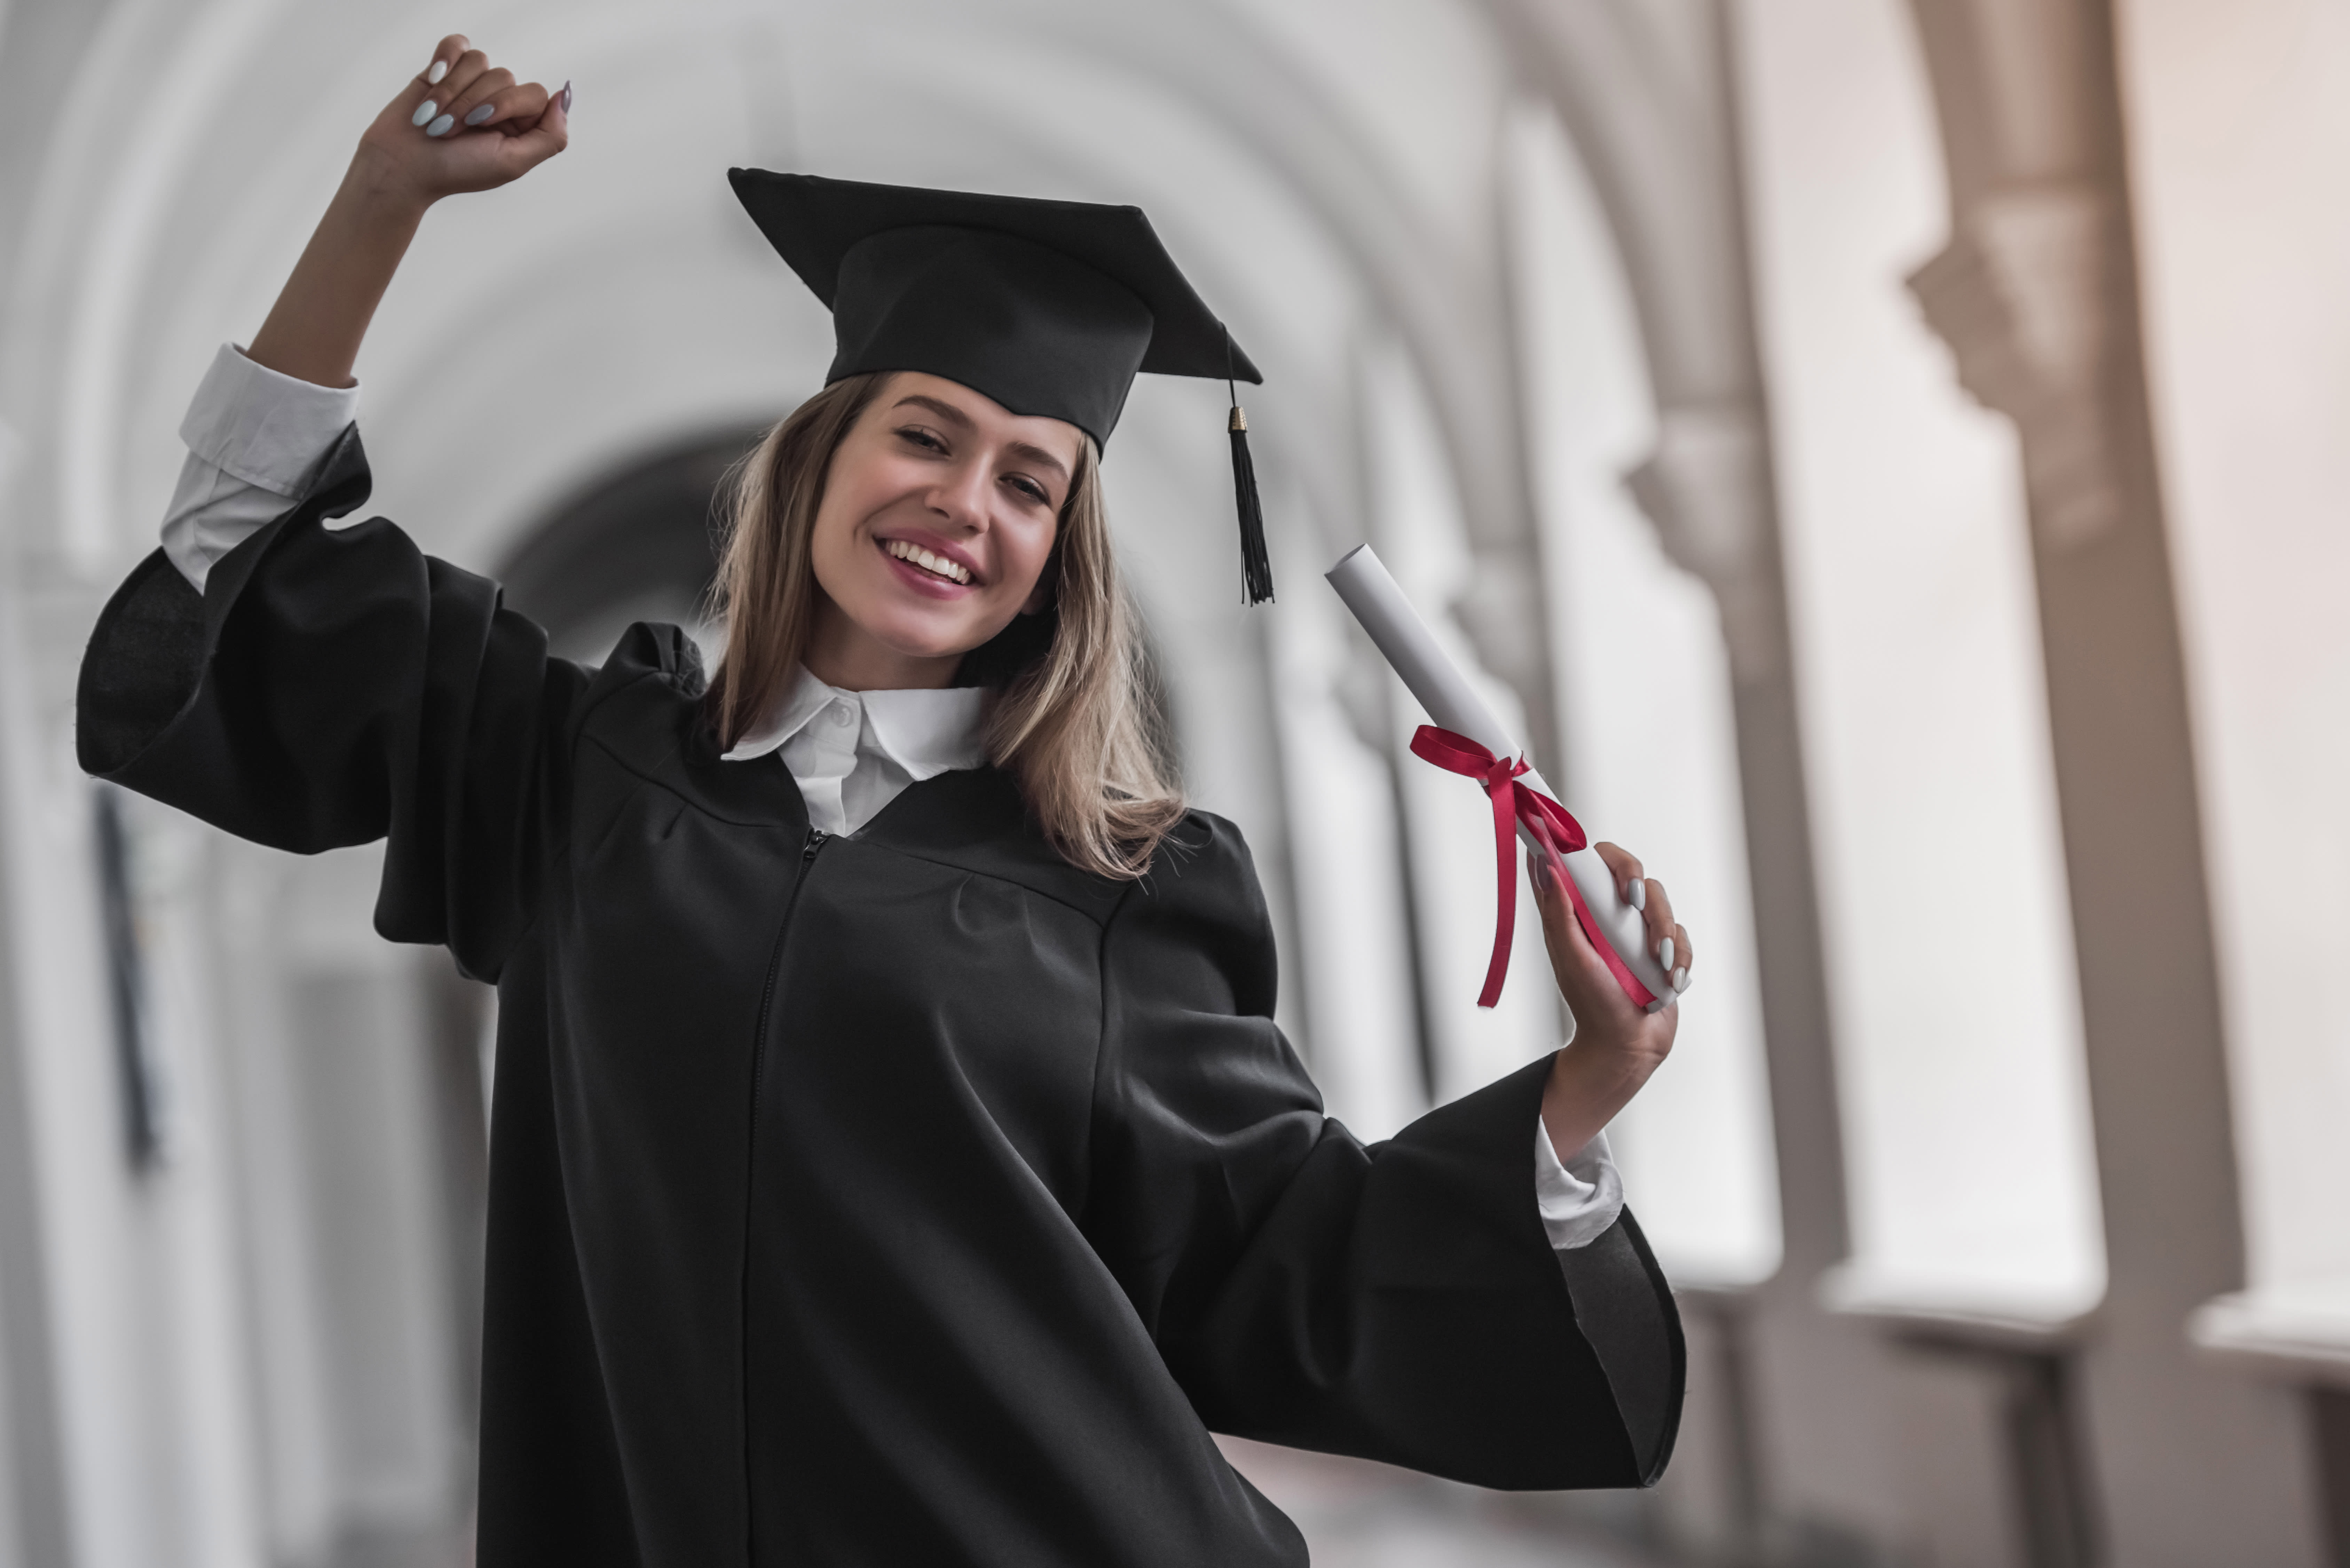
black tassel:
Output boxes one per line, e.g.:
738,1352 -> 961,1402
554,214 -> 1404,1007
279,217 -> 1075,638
1229,404 -> 1275,605
1223,325 -> 1274,606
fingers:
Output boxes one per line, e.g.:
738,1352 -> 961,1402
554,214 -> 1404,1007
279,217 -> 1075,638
1595,839 -> 1691,990
1537,860 -> 1681,1067
1532,854 -> 1625,1017
365,39 -> 567,201
460,80 -> 550,134
441,66 -> 519,131
418,35 -> 468,88
405,36 -> 558,154
1593,841 -> 1645,908
1636,882 -> 1693,995
501,80 -> 569,166
1641,876 -> 1676,966
416,47 -> 491,137
386,35 -> 462,126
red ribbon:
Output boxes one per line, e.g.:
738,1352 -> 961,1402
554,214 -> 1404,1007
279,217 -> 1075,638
1408,725 -> 1657,1011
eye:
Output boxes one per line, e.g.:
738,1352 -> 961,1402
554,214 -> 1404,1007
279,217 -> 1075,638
1005,474 -> 1051,506
896,425 -> 947,453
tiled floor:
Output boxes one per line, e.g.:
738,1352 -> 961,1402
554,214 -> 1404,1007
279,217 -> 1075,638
331,1520 -> 472,1568
356,1449 -> 1675,1566
1218,1436 -> 1679,1567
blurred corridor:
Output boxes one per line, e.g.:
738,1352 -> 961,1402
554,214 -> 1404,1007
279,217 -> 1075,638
1,1 -> 2348,1564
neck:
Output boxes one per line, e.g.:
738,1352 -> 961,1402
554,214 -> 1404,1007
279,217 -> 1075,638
802,596 -> 963,691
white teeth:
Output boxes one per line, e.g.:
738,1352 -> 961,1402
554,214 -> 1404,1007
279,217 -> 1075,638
884,539 -> 970,584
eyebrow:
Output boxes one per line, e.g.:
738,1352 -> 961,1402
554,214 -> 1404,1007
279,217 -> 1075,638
893,395 -> 1072,484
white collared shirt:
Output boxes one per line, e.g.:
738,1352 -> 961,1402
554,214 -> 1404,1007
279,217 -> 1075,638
157,342 -> 1624,1251
722,666 -> 989,837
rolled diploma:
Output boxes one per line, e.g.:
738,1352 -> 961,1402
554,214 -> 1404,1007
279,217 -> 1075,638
1325,543 -> 1674,1009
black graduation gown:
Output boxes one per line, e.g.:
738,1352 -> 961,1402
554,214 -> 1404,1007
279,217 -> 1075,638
77,431 -> 1683,1567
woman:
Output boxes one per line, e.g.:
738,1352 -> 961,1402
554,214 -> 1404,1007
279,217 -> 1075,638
79,36 -> 1694,1568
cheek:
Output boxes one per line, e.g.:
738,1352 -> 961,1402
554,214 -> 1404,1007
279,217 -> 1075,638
806,498 -> 857,594
807,465 -> 895,589
998,518 -> 1059,600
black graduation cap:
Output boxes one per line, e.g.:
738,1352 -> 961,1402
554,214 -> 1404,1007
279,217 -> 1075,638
729,169 -> 1274,604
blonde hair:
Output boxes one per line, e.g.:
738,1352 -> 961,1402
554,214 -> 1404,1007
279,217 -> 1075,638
704,372 -> 1185,879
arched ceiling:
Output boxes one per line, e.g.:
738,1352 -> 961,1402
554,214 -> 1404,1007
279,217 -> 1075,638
6,0 -> 1514,555
0,0 -> 1783,775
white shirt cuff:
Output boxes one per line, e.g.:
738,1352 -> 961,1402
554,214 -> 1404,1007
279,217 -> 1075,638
1535,1120 -> 1624,1252
162,344 -> 360,592
178,342 -> 360,491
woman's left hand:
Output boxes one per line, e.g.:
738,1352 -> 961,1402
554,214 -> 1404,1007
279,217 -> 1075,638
1533,841 -> 1691,1160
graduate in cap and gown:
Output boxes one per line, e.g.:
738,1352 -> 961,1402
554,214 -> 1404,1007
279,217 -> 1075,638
77,34 -> 1698,1568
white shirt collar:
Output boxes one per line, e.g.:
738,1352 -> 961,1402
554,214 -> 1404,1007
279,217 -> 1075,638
721,665 -> 987,779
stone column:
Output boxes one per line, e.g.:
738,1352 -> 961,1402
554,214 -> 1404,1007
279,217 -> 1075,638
1906,0 -> 2326,1560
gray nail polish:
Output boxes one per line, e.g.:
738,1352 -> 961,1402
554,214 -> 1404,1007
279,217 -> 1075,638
1672,967 -> 1689,993
464,103 -> 496,126
561,80 -> 574,113
426,114 -> 455,137
1629,880 -> 1646,911
1658,936 -> 1675,971
412,99 -> 438,127
427,60 -> 449,85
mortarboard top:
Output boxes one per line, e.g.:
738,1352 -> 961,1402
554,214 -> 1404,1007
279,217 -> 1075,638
728,169 -> 1274,603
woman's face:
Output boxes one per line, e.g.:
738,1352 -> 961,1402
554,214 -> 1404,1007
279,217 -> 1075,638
807,371 -> 1083,678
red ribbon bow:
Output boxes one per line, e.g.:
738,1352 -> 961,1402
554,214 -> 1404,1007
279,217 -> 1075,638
1407,725 -> 1656,1011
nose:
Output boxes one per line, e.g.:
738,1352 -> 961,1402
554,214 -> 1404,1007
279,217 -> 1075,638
926,453 -> 992,534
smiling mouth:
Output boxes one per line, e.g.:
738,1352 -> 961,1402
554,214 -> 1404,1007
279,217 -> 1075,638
881,537 -> 974,586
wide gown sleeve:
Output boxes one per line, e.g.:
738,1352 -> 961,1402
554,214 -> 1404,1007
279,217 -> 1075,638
1087,815 -> 1683,1490
76,430 -> 582,982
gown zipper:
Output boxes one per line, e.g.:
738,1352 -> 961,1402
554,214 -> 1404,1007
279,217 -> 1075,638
741,824 -> 826,1557
751,826 -> 829,1103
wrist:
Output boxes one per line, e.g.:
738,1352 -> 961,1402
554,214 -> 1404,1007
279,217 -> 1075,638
341,144 -> 436,228
1555,1035 -> 1655,1102
1540,1035 -> 1655,1158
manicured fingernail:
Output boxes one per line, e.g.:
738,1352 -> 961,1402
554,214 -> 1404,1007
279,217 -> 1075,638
426,114 -> 455,137
1658,936 -> 1675,971
464,103 -> 496,126
1629,880 -> 1646,911
560,80 -> 574,113
412,99 -> 438,127
427,60 -> 449,85
1672,967 -> 1689,993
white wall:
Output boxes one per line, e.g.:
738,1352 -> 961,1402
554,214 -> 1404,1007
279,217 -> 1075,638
1734,0 -> 2106,1319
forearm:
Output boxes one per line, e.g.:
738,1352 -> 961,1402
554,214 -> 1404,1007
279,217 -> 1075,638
245,154 -> 429,388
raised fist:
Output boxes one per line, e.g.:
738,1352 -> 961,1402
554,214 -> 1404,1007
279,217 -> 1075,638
352,34 -> 568,207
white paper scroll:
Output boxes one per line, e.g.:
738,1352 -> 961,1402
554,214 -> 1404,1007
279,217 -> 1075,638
1325,543 -> 1677,1010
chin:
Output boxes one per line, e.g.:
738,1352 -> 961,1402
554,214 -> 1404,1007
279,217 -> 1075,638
855,599 -> 997,662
